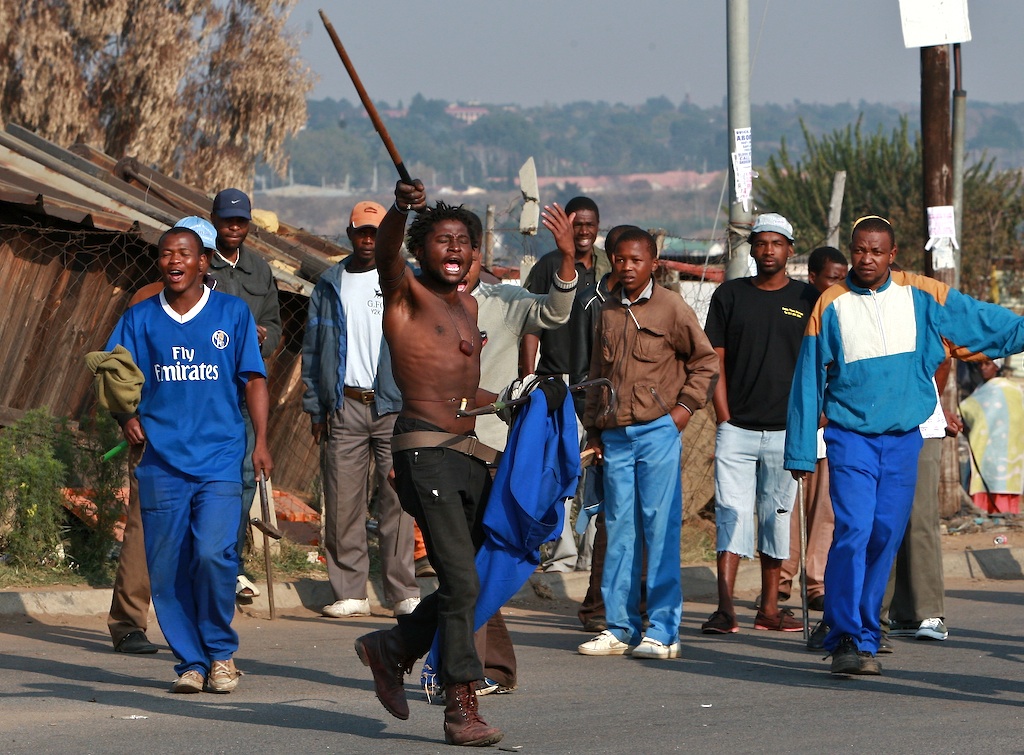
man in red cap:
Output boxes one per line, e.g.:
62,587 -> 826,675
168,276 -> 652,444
302,200 -> 420,619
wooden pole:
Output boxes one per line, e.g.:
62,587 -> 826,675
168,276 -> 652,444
826,171 -> 847,248
921,44 -> 962,518
484,205 -> 496,269
921,45 -> 952,280
319,10 -> 412,184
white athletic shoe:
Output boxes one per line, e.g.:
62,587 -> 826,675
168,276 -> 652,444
578,630 -> 634,656
631,636 -> 682,660
915,617 -> 948,641
322,598 -> 371,618
393,597 -> 421,617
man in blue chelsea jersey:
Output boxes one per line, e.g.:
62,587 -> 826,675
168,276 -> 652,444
104,227 -> 272,694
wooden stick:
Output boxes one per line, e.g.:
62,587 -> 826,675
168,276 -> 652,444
318,9 -> 412,184
798,476 -> 809,640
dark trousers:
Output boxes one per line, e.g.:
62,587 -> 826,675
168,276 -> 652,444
476,612 -> 517,688
108,444 -> 152,646
391,417 -> 490,685
235,404 -> 256,577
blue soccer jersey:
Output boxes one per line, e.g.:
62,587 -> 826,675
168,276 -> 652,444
105,287 -> 265,482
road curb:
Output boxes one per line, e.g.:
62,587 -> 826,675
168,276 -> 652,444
3,547 -> 1022,619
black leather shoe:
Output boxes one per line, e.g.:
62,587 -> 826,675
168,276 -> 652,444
806,620 -> 830,650
582,617 -> 607,633
114,631 -> 158,655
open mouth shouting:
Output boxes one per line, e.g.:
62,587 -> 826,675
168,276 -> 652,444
444,258 -> 464,277
166,265 -> 186,284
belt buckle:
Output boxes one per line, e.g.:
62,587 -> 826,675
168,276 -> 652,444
360,390 -> 374,405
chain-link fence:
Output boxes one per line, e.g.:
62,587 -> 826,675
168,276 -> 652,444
0,218 -> 320,503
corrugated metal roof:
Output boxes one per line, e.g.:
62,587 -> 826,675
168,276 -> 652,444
0,124 -> 346,294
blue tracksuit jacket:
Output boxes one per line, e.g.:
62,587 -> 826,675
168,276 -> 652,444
785,270 -> 1024,473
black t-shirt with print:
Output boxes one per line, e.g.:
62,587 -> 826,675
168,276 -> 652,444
704,277 -> 818,431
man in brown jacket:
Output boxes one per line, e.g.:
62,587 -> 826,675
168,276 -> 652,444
578,228 -> 718,660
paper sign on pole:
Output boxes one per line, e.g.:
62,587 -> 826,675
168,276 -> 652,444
898,0 -> 971,48
732,127 -> 753,213
925,205 -> 958,270
927,205 -> 957,240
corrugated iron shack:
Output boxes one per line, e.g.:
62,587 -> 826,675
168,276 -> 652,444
0,123 -> 345,501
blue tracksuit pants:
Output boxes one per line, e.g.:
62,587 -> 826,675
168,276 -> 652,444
601,414 -> 683,647
822,425 -> 923,654
135,464 -> 242,676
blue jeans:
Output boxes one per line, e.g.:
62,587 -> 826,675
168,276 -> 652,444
713,422 -> 796,559
135,463 -> 242,676
601,414 -> 682,646
822,425 -> 922,653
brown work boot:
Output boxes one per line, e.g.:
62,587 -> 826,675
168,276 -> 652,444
443,682 -> 504,747
354,630 -> 414,720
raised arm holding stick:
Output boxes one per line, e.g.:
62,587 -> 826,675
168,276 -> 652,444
354,180 -> 504,748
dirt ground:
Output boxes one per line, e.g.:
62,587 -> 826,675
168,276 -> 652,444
940,513 -> 1022,551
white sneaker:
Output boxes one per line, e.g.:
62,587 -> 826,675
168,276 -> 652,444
393,597 -> 420,617
631,636 -> 682,660
578,630 -> 633,656
915,618 -> 948,641
322,598 -> 371,618
236,575 -> 261,598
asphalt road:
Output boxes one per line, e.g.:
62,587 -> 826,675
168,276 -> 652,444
1,577 -> 1021,754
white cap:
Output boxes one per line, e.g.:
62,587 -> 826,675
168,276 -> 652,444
750,213 -> 794,242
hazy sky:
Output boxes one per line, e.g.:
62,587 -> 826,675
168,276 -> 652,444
290,1 -> 1023,109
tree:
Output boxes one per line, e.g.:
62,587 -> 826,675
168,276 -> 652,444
0,0 -> 313,192
755,117 -> 1024,301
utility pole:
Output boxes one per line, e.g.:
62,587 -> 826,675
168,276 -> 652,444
951,43 -> 967,288
921,44 -> 963,518
726,0 -> 752,280
921,45 -> 953,284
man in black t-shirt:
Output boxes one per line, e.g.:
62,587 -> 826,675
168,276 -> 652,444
520,196 -> 610,573
701,213 -> 818,635
520,196 -> 611,392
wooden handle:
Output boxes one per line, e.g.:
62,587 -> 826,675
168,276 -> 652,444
319,10 -> 412,184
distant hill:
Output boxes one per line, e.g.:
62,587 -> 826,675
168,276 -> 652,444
266,96 -> 1024,194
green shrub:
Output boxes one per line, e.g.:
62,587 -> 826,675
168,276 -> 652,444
60,413 -> 128,584
0,409 -> 69,568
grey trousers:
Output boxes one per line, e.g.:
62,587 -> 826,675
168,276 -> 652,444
323,401 -> 418,605
882,437 -> 945,624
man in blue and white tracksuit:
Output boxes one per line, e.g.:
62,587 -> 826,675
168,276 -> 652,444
785,215 -> 1024,676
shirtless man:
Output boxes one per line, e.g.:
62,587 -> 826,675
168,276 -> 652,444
354,180 -> 503,748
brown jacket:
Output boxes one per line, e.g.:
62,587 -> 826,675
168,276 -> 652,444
583,283 -> 718,435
